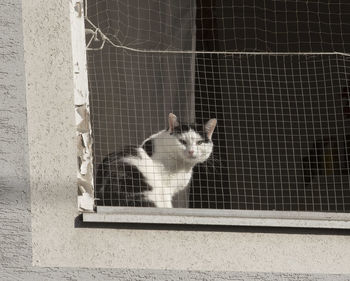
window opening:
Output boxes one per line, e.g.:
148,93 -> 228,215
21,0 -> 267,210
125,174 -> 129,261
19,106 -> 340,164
81,0 -> 350,219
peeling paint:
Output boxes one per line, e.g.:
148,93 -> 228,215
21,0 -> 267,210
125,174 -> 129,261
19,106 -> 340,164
71,0 -> 94,211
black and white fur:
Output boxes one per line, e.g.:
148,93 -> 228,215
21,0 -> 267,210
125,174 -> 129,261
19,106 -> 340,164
95,113 -> 217,208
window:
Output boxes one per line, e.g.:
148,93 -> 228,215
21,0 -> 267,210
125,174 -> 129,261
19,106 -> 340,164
23,0 -> 350,271
77,0 -> 350,227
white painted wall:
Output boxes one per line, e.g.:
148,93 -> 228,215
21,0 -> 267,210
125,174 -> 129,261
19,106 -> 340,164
1,0 -> 350,279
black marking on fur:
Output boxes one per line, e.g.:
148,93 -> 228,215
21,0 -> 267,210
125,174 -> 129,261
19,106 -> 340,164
95,149 -> 155,207
142,139 -> 154,157
117,146 -> 139,158
171,123 -> 211,143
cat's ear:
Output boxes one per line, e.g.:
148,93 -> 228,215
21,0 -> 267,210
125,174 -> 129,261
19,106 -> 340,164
204,118 -> 217,139
168,113 -> 179,132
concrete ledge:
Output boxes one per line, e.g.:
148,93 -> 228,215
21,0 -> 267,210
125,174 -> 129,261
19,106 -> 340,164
83,207 -> 350,229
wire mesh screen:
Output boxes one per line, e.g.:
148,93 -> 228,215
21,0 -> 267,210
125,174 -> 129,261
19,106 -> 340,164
85,0 -> 350,212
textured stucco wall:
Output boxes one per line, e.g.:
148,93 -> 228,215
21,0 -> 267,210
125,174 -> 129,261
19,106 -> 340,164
1,0 -> 350,279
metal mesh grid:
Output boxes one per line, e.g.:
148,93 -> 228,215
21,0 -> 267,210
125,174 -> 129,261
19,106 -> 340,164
85,0 -> 350,211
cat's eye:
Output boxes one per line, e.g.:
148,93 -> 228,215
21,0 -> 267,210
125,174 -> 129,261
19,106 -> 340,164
197,140 -> 204,145
179,139 -> 187,145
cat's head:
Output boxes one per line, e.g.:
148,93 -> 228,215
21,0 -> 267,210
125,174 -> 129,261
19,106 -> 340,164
167,113 -> 217,165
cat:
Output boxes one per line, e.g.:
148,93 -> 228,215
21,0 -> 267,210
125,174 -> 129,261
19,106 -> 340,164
95,113 -> 217,208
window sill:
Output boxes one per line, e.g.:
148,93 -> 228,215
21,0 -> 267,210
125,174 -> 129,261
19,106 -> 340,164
83,207 -> 350,229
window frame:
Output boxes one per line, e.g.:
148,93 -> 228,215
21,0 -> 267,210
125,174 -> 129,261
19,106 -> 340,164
75,0 -> 350,229
23,0 -> 350,273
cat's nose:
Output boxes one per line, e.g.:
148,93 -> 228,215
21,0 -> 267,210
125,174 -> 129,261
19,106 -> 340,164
188,150 -> 194,156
